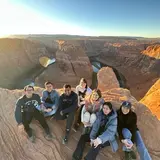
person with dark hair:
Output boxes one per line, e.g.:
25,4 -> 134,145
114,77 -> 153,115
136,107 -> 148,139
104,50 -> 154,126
117,101 -> 151,160
55,84 -> 78,144
73,78 -> 92,132
72,102 -> 118,160
14,85 -> 53,143
81,89 -> 104,134
37,81 -> 59,117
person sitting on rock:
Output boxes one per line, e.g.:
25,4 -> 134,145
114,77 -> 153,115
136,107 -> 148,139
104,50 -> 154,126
15,85 -> 54,143
81,89 -> 104,134
37,81 -> 59,117
117,101 -> 152,160
72,102 -> 118,160
55,84 -> 78,144
73,78 -> 92,132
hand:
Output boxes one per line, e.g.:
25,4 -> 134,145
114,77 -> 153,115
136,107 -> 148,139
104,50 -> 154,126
18,124 -> 24,132
122,139 -> 133,149
60,111 -> 63,116
83,122 -> 91,126
80,101 -> 85,105
93,138 -> 102,148
47,108 -> 52,112
126,143 -> 133,149
121,139 -> 128,145
90,139 -> 94,146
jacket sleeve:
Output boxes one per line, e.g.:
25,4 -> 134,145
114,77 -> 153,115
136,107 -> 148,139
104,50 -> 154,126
37,94 -> 41,105
98,118 -> 117,144
81,105 -> 86,123
62,94 -> 78,114
117,119 -> 124,141
41,91 -> 46,102
90,117 -> 100,140
15,99 -> 23,124
52,92 -> 60,108
128,113 -> 137,142
76,86 -> 80,107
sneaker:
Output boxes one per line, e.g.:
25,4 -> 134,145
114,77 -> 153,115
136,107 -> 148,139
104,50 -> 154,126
28,129 -> 36,143
130,151 -> 136,159
44,133 -> 55,141
28,134 -> 36,143
124,151 -> 136,160
62,137 -> 68,145
72,155 -> 80,160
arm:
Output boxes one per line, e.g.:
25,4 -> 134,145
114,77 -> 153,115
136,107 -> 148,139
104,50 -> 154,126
90,116 -> 100,140
14,99 -> 23,124
98,118 -> 117,144
117,120 -> 124,141
41,91 -> 46,102
86,87 -> 92,96
76,86 -> 80,107
128,113 -> 137,142
62,94 -> 78,114
52,92 -> 60,109
81,105 -> 86,123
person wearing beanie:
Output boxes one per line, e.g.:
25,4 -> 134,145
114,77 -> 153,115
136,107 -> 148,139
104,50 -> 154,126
117,101 -> 152,160
72,102 -> 118,160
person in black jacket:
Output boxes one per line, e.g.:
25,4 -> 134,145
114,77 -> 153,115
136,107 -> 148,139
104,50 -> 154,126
117,101 -> 151,160
55,84 -> 78,144
15,85 -> 53,143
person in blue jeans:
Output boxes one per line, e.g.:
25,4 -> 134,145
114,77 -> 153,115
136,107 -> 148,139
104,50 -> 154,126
72,102 -> 118,160
37,81 -> 59,117
117,101 -> 152,160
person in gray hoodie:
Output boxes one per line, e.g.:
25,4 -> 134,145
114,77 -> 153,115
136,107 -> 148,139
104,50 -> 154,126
72,102 -> 118,160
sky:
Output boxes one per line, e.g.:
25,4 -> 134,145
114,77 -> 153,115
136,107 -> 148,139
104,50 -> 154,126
0,0 -> 160,37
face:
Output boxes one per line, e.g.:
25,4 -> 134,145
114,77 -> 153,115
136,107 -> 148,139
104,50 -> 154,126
103,105 -> 112,115
25,87 -> 34,98
45,84 -> 53,92
80,81 -> 86,89
91,91 -> 99,101
121,106 -> 130,115
64,87 -> 72,96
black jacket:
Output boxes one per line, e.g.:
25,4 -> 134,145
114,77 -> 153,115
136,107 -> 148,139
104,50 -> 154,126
15,94 -> 41,124
59,91 -> 78,114
117,107 -> 138,142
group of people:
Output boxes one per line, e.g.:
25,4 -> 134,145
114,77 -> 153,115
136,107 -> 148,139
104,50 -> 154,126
14,78 -> 152,160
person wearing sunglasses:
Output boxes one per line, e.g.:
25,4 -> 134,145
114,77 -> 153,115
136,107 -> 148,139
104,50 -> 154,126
117,101 -> 151,160
55,84 -> 78,144
15,85 -> 54,143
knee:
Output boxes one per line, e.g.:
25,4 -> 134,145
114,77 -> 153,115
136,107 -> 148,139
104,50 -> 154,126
83,112 -> 91,122
122,128 -> 132,139
90,113 -> 96,124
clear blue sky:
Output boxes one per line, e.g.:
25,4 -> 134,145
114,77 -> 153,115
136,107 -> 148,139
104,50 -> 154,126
0,0 -> 160,37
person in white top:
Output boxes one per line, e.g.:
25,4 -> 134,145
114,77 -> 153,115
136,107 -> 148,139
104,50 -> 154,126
72,78 -> 92,132
81,89 -> 104,134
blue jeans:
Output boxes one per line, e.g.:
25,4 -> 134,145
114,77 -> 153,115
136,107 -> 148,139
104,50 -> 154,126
122,128 -> 152,160
36,103 -> 58,117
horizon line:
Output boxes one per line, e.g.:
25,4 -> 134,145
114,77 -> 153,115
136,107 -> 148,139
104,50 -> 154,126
3,34 -> 160,39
